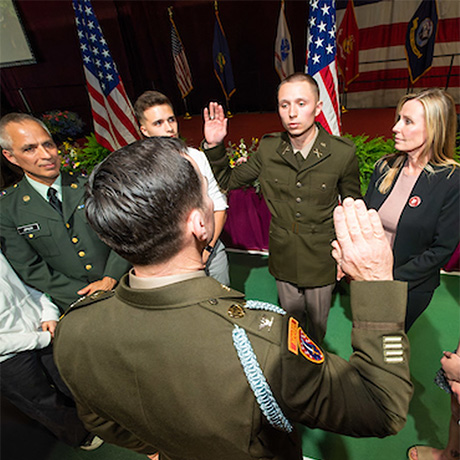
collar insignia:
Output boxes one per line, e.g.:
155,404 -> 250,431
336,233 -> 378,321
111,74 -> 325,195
258,314 -> 274,332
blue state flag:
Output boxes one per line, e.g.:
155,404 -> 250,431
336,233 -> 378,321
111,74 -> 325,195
213,10 -> 236,100
405,0 -> 438,84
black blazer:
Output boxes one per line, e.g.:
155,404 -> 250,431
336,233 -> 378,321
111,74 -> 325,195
365,160 -> 460,292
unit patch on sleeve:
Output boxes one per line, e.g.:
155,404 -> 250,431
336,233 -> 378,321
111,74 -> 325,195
298,327 -> 324,364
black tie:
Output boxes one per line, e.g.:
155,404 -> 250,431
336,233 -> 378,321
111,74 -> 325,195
47,187 -> 63,216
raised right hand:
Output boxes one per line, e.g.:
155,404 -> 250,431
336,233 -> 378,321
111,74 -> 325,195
203,102 -> 228,148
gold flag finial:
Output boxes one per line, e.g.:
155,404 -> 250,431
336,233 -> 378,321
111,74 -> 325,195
214,1 -> 218,12
168,6 -> 173,18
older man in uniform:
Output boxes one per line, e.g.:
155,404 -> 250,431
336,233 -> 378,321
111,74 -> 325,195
0,113 -> 130,311
203,72 -> 361,343
54,137 -> 412,460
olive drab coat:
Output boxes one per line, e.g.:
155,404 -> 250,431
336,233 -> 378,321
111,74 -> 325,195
54,275 -> 412,460
204,124 -> 361,288
0,172 -> 130,310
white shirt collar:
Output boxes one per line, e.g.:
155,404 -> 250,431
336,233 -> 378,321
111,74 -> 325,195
128,269 -> 206,290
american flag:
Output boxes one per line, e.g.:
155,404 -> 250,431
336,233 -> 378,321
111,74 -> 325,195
170,15 -> 193,99
306,0 -> 341,136
72,0 -> 140,152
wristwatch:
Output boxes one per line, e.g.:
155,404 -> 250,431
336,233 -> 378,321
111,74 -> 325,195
204,245 -> 215,255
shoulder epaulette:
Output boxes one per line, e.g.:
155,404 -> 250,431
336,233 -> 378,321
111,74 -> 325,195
333,135 -> 355,148
64,290 -> 115,316
261,132 -> 282,140
0,182 -> 20,198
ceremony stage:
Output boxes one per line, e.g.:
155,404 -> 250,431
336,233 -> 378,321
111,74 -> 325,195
178,107 -> 397,148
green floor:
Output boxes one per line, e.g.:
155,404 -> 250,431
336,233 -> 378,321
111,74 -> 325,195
2,252 -> 459,460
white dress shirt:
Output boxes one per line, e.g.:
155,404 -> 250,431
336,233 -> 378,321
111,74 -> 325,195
0,253 -> 60,362
186,147 -> 228,212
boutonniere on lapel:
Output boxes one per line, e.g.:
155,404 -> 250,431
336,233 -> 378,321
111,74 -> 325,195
408,196 -> 422,208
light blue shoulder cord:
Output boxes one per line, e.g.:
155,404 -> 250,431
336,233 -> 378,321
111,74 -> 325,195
232,300 -> 293,433
245,300 -> 287,315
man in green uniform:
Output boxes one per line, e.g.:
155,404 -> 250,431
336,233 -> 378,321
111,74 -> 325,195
0,113 -> 130,311
203,72 -> 361,343
54,137 -> 412,460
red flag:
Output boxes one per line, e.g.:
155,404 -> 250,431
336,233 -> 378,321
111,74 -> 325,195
336,0 -> 458,108
337,0 -> 359,91
72,0 -> 140,151
169,11 -> 193,99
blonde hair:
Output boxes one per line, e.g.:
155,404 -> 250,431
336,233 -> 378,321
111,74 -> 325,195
377,88 -> 458,194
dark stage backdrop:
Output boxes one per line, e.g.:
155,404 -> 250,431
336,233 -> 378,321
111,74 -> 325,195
1,0 -> 311,129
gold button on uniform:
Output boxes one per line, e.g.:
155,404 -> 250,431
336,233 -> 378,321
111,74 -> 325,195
85,264 -> 92,271
78,251 -> 86,257
72,237 -> 79,244
28,234 -> 34,239
66,223 -> 71,229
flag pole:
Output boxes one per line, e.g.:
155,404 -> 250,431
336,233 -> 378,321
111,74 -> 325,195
215,0 -> 233,118
183,97 -> 192,120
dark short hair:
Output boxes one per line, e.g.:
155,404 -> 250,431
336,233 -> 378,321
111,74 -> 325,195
277,72 -> 320,102
85,137 -> 203,266
134,91 -> 174,124
0,113 -> 51,151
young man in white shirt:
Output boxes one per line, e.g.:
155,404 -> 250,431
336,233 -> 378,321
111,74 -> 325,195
134,91 -> 229,285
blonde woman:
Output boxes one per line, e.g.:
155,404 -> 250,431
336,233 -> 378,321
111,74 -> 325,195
365,88 -> 459,331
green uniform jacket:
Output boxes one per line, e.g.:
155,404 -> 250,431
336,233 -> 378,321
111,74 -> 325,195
204,124 -> 361,287
0,172 -> 130,310
54,275 -> 412,460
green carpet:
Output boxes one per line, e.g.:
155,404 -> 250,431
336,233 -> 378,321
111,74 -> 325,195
2,252 -> 458,460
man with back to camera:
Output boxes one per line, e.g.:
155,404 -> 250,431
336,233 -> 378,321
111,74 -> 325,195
0,113 -> 130,311
54,136 -> 412,460
134,90 -> 230,285
202,72 -> 361,343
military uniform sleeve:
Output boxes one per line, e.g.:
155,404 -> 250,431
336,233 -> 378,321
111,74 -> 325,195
281,280 -> 412,437
338,143 -> 361,200
75,401 -> 157,455
0,211 -> 87,309
203,143 -> 261,191
102,250 -> 131,281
